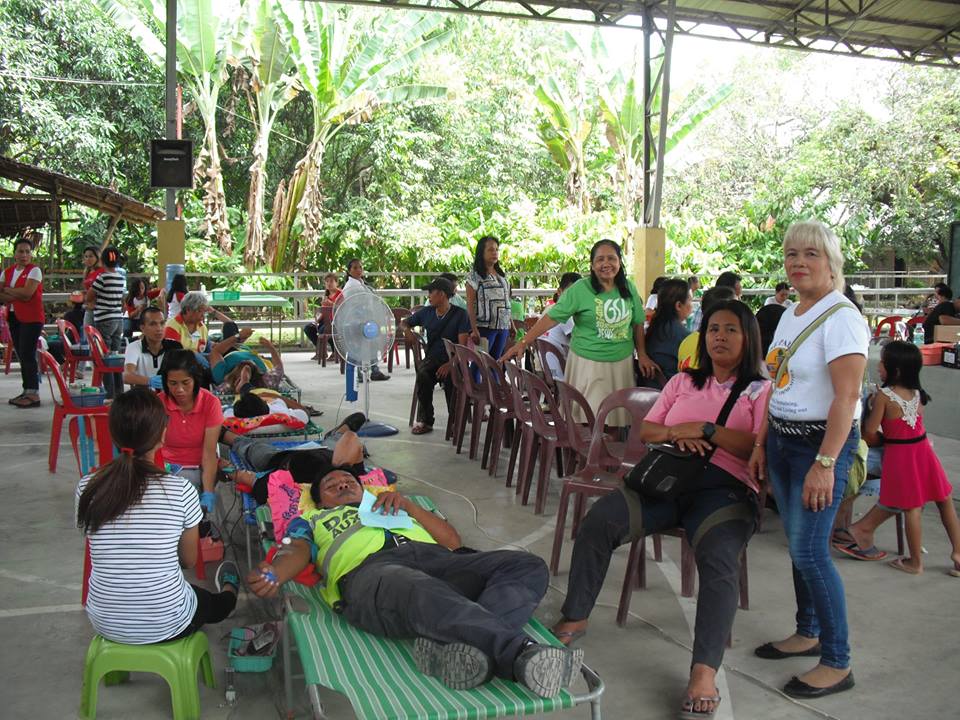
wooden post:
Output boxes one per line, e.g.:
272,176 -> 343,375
103,212 -> 122,246
51,184 -> 63,266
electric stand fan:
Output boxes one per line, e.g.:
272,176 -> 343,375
332,291 -> 398,437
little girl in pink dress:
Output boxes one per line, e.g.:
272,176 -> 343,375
864,341 -> 960,576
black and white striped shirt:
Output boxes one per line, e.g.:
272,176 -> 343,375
76,473 -> 202,644
91,270 -> 126,322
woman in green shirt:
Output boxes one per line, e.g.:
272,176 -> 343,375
502,239 -> 657,425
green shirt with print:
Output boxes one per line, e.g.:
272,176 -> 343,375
546,277 -> 644,362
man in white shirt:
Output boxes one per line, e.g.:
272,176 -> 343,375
124,306 -> 178,389
764,282 -> 794,308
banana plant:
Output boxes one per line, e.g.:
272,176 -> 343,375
235,0 -> 298,268
268,0 -> 450,270
593,31 -> 732,251
534,70 -> 594,214
95,0 -> 241,253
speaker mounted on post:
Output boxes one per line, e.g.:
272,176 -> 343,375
150,139 -> 194,189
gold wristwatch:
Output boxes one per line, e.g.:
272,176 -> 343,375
815,454 -> 836,469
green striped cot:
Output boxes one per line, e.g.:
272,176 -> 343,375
255,501 -> 604,719
280,582 -> 604,719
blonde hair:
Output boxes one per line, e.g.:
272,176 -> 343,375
782,221 -> 845,292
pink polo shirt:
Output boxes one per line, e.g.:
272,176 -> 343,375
160,388 -> 223,467
645,373 -> 770,491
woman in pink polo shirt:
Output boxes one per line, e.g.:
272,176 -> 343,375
158,350 -> 223,513
552,299 -> 770,720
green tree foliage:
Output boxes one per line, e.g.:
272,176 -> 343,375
0,0 -> 163,265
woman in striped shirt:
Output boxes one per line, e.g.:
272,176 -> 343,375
76,388 -> 238,644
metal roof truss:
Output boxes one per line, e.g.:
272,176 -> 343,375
327,0 -> 960,69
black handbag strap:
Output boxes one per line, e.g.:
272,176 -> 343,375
702,377 -> 749,462
715,377 -> 748,427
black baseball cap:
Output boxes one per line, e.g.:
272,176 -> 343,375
421,277 -> 454,297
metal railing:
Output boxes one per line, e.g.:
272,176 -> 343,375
33,269 -> 949,334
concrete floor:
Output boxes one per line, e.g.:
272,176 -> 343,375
0,352 -> 956,720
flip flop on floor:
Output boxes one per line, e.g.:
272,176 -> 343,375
8,393 -> 25,405
12,396 -> 40,408
411,423 -> 433,435
834,543 -> 887,561
948,563 -> 960,578
679,693 -> 721,719
831,528 -> 856,545
888,558 -> 921,575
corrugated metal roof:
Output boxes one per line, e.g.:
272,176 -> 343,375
330,0 -> 960,67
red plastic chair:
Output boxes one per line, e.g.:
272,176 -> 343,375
69,414 -> 117,607
407,333 -> 427,426
1,306 -> 14,374
478,352 -> 518,479
554,380 -> 601,476
387,307 -> 412,372
450,343 -> 491,460
519,367 -> 578,515
874,315 -> 904,338
502,361 -> 539,492
84,325 -> 124,391
535,337 -> 566,393
315,305 -> 337,367
39,350 -> 109,473
57,318 -> 92,383
549,387 -> 660,577
442,339 -> 463,444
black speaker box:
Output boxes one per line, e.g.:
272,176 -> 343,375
150,139 -> 193,189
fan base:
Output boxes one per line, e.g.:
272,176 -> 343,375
356,420 -> 399,438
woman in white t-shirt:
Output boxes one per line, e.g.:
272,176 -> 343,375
76,388 -> 239,644
749,221 -> 868,699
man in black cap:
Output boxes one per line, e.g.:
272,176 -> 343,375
402,277 -> 471,435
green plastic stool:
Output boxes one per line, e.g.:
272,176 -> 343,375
79,632 -> 215,720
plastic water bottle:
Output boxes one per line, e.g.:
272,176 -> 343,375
913,325 -> 925,346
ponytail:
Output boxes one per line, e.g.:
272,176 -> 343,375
76,388 -> 168,534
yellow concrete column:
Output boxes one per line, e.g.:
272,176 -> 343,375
632,226 -> 665,297
156,220 -> 186,288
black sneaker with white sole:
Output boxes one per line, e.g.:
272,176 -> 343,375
513,643 -> 583,697
413,638 -> 493,690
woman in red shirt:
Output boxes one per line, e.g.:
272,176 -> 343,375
0,235 -> 45,407
158,350 -> 223,513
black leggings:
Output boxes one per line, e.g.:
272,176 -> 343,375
9,313 -> 42,392
166,584 -> 237,641
561,467 -> 756,670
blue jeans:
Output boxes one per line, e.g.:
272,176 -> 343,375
479,328 -> 509,359
767,424 -> 859,669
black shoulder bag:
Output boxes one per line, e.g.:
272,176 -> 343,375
625,378 -> 747,501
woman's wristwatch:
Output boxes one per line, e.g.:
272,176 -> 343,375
701,422 -> 716,440
815,453 -> 836,468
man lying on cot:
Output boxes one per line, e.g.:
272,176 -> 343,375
245,468 -> 584,697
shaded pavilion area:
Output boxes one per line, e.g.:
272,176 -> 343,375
1,353 -> 957,718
